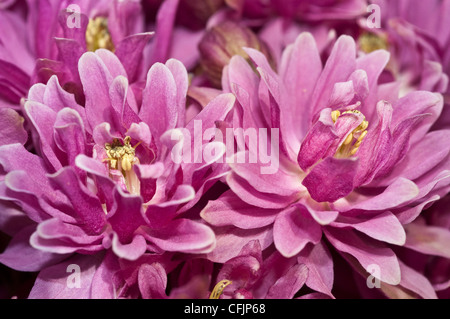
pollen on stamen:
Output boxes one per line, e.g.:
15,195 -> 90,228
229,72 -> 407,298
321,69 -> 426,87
104,136 -> 141,194
333,110 -> 369,158
209,280 -> 232,299
86,17 -> 115,52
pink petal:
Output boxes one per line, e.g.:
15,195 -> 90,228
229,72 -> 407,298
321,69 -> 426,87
310,35 -> 356,116
138,263 -> 168,299
200,190 -> 279,229
207,226 -> 273,263
230,152 -> 303,197
0,225 -> 69,272
302,157 -> 358,203
279,32 -> 322,139
28,253 -> 104,299
143,219 -> 215,254
325,228 -> 401,285
274,205 -> 322,258
266,264 -> 308,299
140,63 -> 177,150
78,52 -> 116,132
0,108 -> 27,145
298,242 -> 334,298
404,222 -> 450,258
332,211 -> 406,245
333,177 -> 419,212
297,108 -> 338,170
227,172 -> 298,209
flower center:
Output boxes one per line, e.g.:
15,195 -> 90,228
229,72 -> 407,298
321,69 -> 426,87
104,136 -> 141,194
86,17 -> 115,52
331,110 -> 369,158
358,31 -> 388,53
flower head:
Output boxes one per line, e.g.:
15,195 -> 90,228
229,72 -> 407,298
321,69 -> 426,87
201,32 -> 450,297
0,49 -> 235,297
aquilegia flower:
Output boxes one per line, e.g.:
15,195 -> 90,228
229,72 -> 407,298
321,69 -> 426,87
201,32 -> 450,298
0,49 -> 235,298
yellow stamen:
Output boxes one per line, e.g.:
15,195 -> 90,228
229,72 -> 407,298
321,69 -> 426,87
209,280 -> 232,299
331,110 -> 340,123
358,31 -> 389,53
343,133 -> 353,145
104,136 -> 139,172
86,17 -> 115,52
333,110 -> 369,158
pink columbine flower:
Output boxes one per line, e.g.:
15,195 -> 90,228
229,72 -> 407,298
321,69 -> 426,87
201,32 -> 450,298
0,49 -> 235,298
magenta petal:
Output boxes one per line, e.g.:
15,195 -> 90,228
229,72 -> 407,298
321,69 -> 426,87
138,263 -> 168,299
0,225 -> 69,272
266,264 -> 308,299
297,242 -> 334,298
274,205 -> 322,257
75,154 -> 116,210
28,253 -> 104,299
302,157 -> 358,203
24,100 -> 65,171
49,167 -> 106,235
325,228 -> 401,285
144,219 -> 215,254
0,108 -> 27,145
140,62 -> 178,150
298,108 -> 338,170
111,233 -> 147,261
115,32 -> 154,82
374,130 -> 450,186
310,35 -> 356,116
201,190 -> 279,229
354,100 -> 393,186
107,187 -> 145,244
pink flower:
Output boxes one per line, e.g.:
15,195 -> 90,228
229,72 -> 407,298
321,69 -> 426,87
0,49 -> 235,298
201,32 -> 450,298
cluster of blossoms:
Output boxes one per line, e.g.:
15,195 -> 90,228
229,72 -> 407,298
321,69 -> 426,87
0,0 -> 449,299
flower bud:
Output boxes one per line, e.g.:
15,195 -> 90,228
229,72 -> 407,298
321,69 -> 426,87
199,21 -> 274,87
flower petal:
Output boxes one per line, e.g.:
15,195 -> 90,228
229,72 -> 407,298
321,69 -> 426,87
274,205 -> 322,258
201,190 -> 279,229
0,108 -> 27,145
0,225 -> 69,272
266,263 -> 308,299
144,219 -> 215,254
404,222 -> 450,258
332,211 -> 406,245
302,157 -> 358,203
325,228 -> 401,285
140,63 -> 178,151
